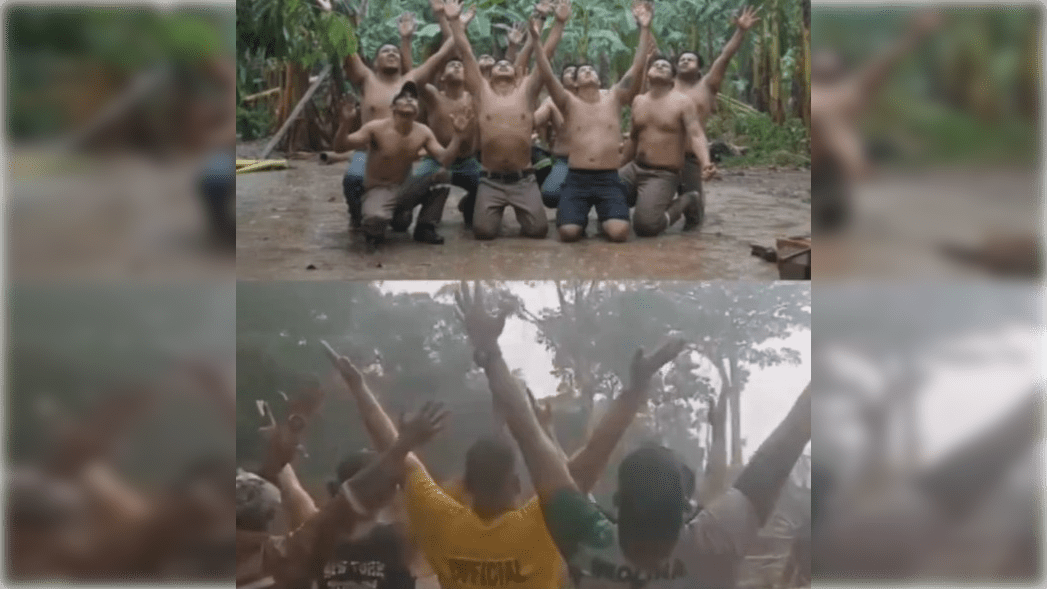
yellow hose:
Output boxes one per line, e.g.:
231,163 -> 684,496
236,159 -> 288,173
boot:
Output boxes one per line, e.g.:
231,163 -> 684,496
682,191 -> 704,231
390,208 -> 413,232
413,223 -> 445,245
458,195 -> 475,228
364,233 -> 384,254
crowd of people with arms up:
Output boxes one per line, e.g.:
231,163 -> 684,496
235,283 -> 812,589
319,0 -> 762,252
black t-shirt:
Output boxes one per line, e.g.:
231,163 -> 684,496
317,524 -> 415,589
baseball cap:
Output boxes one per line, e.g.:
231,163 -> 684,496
392,81 -> 419,104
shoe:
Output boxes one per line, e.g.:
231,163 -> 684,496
682,192 -> 704,231
457,197 -> 474,228
364,234 -> 384,253
390,208 -> 413,232
413,223 -> 445,245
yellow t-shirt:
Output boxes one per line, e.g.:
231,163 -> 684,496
405,468 -> 566,588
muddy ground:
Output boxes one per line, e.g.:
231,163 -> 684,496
236,143 -> 810,280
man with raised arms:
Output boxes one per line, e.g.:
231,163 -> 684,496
532,64 -> 576,208
454,282 -> 812,589
337,82 -> 472,252
672,6 -> 760,229
320,305 -> 685,589
337,9 -> 463,231
532,0 -> 653,242
445,0 -> 568,240
620,55 -> 716,237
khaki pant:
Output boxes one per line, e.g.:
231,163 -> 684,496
680,153 -> 705,223
473,175 -> 549,240
361,174 -> 445,238
618,161 -> 682,237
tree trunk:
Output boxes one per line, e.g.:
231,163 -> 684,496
768,0 -> 784,123
276,62 -> 311,153
729,385 -> 743,466
798,0 -> 811,126
700,392 -> 730,504
752,29 -> 765,111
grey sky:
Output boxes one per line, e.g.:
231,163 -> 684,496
379,281 -> 810,460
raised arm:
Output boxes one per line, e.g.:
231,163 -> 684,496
509,22 -> 533,77
682,98 -> 717,179
343,51 -> 372,89
445,0 -> 484,96
532,19 -> 570,111
614,1 -> 654,105
703,6 -> 760,95
335,120 -> 377,153
568,340 -> 686,494
399,12 -> 417,72
543,0 -> 571,58
732,383 -> 811,526
849,10 -> 941,107
456,283 -> 578,503
266,405 -> 447,587
407,35 -> 459,86
322,341 -> 429,475
423,113 -> 472,167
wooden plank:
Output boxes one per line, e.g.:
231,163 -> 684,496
261,64 -> 331,160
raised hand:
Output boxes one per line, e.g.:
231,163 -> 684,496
258,400 -> 309,471
534,0 -> 554,18
398,12 -> 417,37
339,99 -> 358,123
396,401 -> 450,450
527,17 -> 543,42
321,339 -> 365,389
629,338 -> 687,389
631,0 -> 652,28
734,5 -> 760,31
462,4 -> 477,25
554,0 -> 572,23
429,0 -> 444,15
443,0 -> 463,20
507,21 -> 526,45
455,282 -> 510,353
451,108 -> 474,134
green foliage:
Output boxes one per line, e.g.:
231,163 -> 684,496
237,103 -> 274,140
707,110 -> 810,167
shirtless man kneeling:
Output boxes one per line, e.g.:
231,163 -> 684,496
446,0 -> 558,240
673,6 -> 759,229
533,65 -> 576,208
621,56 -> 715,237
532,0 -> 653,242
337,82 -> 471,252
337,15 -> 459,231
416,59 -> 483,228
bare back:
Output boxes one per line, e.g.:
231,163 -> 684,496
363,120 -> 432,188
477,84 -> 534,172
563,92 -> 626,170
427,91 -> 479,158
631,91 -> 692,170
541,97 -> 571,157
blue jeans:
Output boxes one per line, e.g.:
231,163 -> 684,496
343,151 -> 368,224
199,150 -> 234,245
540,156 -> 569,209
413,156 -> 481,224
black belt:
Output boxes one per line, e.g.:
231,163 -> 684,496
482,169 -> 533,183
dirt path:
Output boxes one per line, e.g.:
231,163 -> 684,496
236,149 -> 810,280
